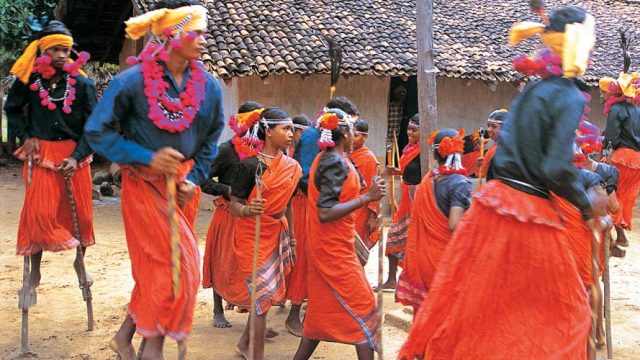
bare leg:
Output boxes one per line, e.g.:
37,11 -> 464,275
73,246 -> 93,287
29,251 -> 42,290
355,343 -> 374,360
140,336 -> 164,360
615,225 -> 629,247
285,304 -> 303,337
212,290 -> 231,328
292,337 -> 320,360
382,256 -> 398,289
109,315 -> 136,360
236,312 -> 267,360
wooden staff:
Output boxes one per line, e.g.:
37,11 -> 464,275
166,176 -> 181,296
386,141 -> 397,218
65,176 -> 94,331
19,155 -> 34,355
248,164 -> 264,360
477,136 -> 491,188
588,226 -> 602,360
603,231 -> 613,359
376,175 -> 385,360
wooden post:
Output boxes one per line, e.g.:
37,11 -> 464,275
416,0 -> 438,177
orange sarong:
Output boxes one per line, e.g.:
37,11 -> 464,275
182,186 -> 201,228
396,173 -> 451,308
14,139 -> 94,255
611,148 -> 640,230
552,195 -> 594,288
386,145 -> 420,258
230,153 -> 301,315
349,146 -> 380,248
121,162 -> 200,340
399,180 -> 590,359
202,196 -> 242,303
461,150 -> 480,177
304,153 -> 378,348
286,190 -> 308,305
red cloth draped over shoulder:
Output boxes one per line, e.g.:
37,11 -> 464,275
479,145 -> 496,179
286,190 -> 308,305
349,146 -> 380,248
551,194 -> 593,287
231,152 -> 301,315
120,161 -> 200,340
611,148 -> 640,230
304,153 -> 378,348
202,196 -> 241,304
182,186 -> 201,228
14,139 -> 94,256
461,150 -> 480,176
399,180 -> 590,360
386,145 -> 420,257
396,172 -> 451,308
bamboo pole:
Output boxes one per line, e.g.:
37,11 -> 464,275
20,155 -> 34,355
603,231 -> 613,358
588,227 -> 602,360
248,165 -> 264,360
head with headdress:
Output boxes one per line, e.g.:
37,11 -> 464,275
325,96 -> 359,118
10,20 -> 90,84
486,109 -> 509,141
407,114 -> 420,145
510,6 -> 595,79
352,119 -> 370,151
428,128 -> 467,175
316,108 -> 354,151
598,29 -> 640,107
125,0 -> 208,64
292,115 -> 311,144
232,106 -> 293,159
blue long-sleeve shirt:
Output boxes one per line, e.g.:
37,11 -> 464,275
84,62 -> 224,185
293,126 -> 320,194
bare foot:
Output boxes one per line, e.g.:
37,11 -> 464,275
374,280 -> 396,292
235,342 -> 249,359
213,313 -> 231,328
73,259 -> 94,288
285,316 -> 303,337
109,337 -> 136,360
611,246 -> 626,258
225,302 -> 235,311
596,324 -> 606,348
265,327 -> 279,339
236,307 -> 249,313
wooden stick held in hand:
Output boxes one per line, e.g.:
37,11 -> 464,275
249,164 -> 264,360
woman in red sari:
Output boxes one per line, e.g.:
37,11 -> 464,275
228,107 -> 302,360
349,119 -> 381,249
292,108 -> 385,360
395,129 -> 471,310
384,114 -> 421,290
477,109 -> 509,181
201,101 -> 263,328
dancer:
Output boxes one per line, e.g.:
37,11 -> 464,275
477,109 -> 509,180
84,1 -> 224,358
228,107 -> 301,359
384,114 -> 421,290
5,20 -> 96,307
395,128 -> 471,310
399,6 -> 606,358
293,108 -> 385,360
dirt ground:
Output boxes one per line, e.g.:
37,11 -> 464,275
1,161 -> 639,359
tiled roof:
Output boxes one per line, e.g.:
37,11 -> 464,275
133,0 -> 640,84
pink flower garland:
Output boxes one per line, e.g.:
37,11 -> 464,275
131,42 -> 206,133
28,52 -> 90,114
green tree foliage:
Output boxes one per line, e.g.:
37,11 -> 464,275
0,0 -> 57,74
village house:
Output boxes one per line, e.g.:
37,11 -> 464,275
58,0 -> 640,160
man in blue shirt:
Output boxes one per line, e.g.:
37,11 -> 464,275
83,1 -> 223,358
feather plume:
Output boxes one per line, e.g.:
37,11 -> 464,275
326,36 -> 342,99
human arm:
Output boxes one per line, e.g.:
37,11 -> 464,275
603,105 -> 627,150
4,80 -> 30,142
200,142 -> 234,198
448,207 -> 465,231
318,176 -> 386,223
285,200 -> 296,261
70,79 -> 98,160
186,80 -> 225,185
447,176 -> 472,231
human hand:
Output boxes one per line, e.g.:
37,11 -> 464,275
177,180 -> 196,207
247,198 -> 266,215
150,147 -> 184,175
58,157 -> 78,178
386,166 -> 400,176
23,138 -> 39,155
366,176 -> 386,202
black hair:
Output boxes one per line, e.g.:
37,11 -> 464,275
325,96 -> 358,116
37,20 -> 72,39
257,107 -> 289,141
547,6 -> 587,33
433,128 -> 458,164
238,101 -> 263,114
354,119 -> 369,133
153,0 -> 200,10
488,109 -> 509,123
409,113 -> 419,125
292,114 -> 311,127
324,108 -> 350,145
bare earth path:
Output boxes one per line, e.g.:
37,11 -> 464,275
0,162 -> 639,359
